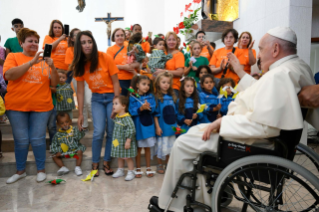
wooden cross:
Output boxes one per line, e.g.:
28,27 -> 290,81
95,13 -> 124,46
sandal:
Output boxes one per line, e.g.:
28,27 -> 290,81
156,164 -> 165,174
146,167 -> 155,178
134,168 -> 144,178
103,163 -> 114,176
92,163 -> 99,177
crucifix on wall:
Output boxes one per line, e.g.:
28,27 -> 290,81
95,13 -> 124,46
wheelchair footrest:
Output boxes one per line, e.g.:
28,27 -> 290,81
148,196 -> 174,212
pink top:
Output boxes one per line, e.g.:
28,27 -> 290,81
0,46 -> 5,75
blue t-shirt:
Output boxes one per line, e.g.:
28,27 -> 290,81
199,91 -> 219,123
129,93 -> 156,141
176,97 -> 203,134
155,94 -> 177,137
220,95 -> 234,116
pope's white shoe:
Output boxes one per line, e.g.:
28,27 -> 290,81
36,172 -> 47,183
6,173 -> 27,184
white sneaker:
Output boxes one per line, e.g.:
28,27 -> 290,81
6,173 -> 27,184
36,172 -> 47,182
57,166 -> 70,176
125,170 -> 135,181
75,166 -> 82,176
112,168 -> 125,178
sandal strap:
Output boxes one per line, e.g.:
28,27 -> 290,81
92,163 -> 99,170
146,170 -> 156,174
134,169 -> 144,175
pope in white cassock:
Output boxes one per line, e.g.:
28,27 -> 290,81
158,27 -> 319,211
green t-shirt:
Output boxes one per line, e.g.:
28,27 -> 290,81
185,56 -> 209,81
4,37 -> 23,53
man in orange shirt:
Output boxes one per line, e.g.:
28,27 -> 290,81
196,31 -> 214,61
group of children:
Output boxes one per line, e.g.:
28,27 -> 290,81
109,70 -> 237,181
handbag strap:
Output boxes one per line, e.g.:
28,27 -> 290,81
221,47 -> 236,78
114,46 -> 124,59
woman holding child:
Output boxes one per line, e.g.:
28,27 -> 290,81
153,32 -> 185,96
107,28 -> 135,96
4,28 -> 59,184
71,31 -> 120,177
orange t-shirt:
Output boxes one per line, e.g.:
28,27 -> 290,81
106,44 -> 133,80
42,35 -> 68,70
200,45 -> 214,61
65,47 -> 74,66
74,51 -> 119,94
209,47 -> 242,83
236,48 -> 256,74
141,40 -> 151,53
165,51 -> 185,90
124,40 -> 129,46
3,53 -> 53,112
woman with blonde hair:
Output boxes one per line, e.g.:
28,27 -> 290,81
237,31 -> 257,74
153,32 -> 185,96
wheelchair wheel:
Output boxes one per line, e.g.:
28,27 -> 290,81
212,155 -> 319,212
294,143 -> 319,178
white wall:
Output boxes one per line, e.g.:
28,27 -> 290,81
233,0 -> 313,73
0,0 -> 193,52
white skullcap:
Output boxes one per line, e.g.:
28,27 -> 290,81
267,27 -> 297,44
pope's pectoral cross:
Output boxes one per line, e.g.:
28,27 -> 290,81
95,13 -> 124,46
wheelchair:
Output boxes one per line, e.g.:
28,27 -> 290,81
148,108 -> 319,212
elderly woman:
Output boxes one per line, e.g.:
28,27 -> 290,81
43,20 -> 68,73
4,28 -> 59,184
209,28 -> 243,84
237,31 -> 257,74
153,31 -> 185,96
71,31 -> 120,177
107,28 -> 135,96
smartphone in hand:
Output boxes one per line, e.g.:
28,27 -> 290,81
64,24 -> 70,36
43,44 -> 52,59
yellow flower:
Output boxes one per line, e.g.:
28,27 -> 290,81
57,94 -> 63,102
67,98 -> 73,103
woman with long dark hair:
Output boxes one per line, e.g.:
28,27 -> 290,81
71,31 -> 120,176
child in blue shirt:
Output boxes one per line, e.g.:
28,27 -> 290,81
196,65 -> 219,95
218,78 -> 236,116
153,72 -> 177,174
176,77 -> 201,135
199,74 -> 221,123
128,75 -> 157,178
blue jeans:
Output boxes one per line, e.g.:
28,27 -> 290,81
91,93 -> 114,163
47,106 -> 57,145
6,110 -> 52,171
119,80 -> 131,96
66,71 -> 73,84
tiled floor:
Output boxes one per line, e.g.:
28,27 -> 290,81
0,168 -> 164,212
1,144 -> 318,212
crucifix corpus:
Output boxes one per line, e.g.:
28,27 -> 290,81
95,13 -> 124,46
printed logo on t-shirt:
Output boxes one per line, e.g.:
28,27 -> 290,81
88,68 -> 106,89
23,66 -> 43,84
55,41 -> 67,56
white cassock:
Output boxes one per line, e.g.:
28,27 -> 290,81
158,54 -> 319,212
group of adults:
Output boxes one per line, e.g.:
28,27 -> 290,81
2,18 -> 319,185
